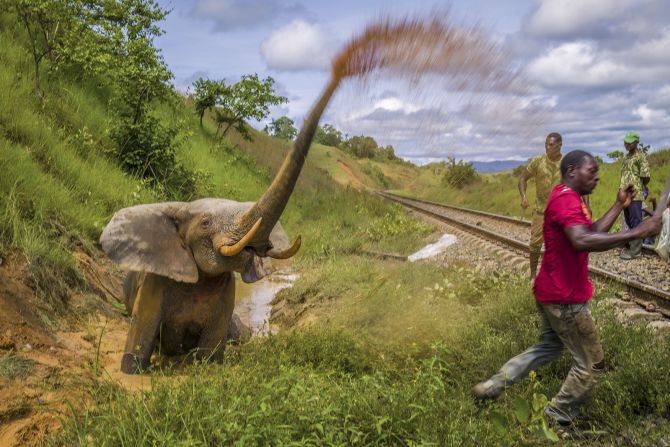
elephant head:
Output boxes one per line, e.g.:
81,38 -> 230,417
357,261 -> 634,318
100,77 -> 340,285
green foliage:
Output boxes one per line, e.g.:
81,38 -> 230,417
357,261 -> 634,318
607,150 -> 624,161
346,135 -> 378,158
314,123 -> 343,148
489,373 -> 559,443
361,163 -> 390,189
192,78 -> 226,127
442,157 -> 478,189
214,74 -> 287,141
264,115 -> 297,141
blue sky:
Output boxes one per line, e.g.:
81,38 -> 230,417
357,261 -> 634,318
155,0 -> 670,164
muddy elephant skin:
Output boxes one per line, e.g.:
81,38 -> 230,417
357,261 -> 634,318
100,77 -> 340,374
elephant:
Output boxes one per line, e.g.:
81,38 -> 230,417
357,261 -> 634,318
100,77 -> 340,374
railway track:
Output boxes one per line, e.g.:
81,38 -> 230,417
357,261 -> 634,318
379,191 -> 670,316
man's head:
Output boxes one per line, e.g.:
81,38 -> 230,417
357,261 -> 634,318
561,150 -> 599,195
623,131 -> 639,153
545,132 -> 562,160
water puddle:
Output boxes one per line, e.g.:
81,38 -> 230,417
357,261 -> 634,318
408,234 -> 458,262
235,269 -> 297,336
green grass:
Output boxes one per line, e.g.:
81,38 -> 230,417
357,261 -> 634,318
53,272 -> 670,446
3,7 -> 670,445
0,352 -> 35,380
395,150 -> 670,223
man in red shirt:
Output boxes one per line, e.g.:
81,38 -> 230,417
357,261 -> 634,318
472,150 -> 662,428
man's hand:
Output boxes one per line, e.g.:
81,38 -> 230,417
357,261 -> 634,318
521,196 -> 529,209
634,214 -> 663,238
617,184 -> 636,208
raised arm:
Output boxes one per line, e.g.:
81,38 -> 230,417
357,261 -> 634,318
565,186 -> 662,252
591,185 -> 634,233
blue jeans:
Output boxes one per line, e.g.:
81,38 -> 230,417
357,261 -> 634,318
490,302 -> 604,424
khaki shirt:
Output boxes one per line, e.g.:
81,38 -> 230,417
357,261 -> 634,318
525,154 -> 562,212
620,151 -> 651,198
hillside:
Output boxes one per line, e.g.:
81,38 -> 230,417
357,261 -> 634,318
1,4 -> 670,446
387,150 -> 670,221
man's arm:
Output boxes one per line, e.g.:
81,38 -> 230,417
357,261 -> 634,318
565,217 -> 661,252
591,185 -> 634,233
566,185 -> 662,251
518,169 -> 532,209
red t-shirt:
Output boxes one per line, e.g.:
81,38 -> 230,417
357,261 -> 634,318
533,184 -> 594,304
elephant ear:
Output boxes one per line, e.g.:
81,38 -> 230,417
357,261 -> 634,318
100,203 -> 199,283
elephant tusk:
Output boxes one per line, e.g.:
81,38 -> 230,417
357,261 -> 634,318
218,218 -> 263,257
266,235 -> 301,259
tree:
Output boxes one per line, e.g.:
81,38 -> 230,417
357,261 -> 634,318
264,116 -> 297,141
345,135 -> 378,158
607,150 -> 624,161
193,78 -> 226,127
12,0 -> 76,96
315,123 -> 343,147
378,144 -> 397,161
214,74 -> 287,141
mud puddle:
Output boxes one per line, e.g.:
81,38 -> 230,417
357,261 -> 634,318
235,269 -> 297,335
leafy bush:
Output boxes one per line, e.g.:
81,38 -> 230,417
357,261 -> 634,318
443,158 -> 478,188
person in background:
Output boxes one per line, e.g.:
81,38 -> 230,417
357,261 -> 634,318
518,132 -> 563,279
473,150 -> 662,433
619,131 -> 651,259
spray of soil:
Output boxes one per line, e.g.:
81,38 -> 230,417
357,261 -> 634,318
331,13 -> 515,93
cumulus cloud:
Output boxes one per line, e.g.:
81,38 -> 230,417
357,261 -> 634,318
525,0 -> 642,38
191,0 -> 306,32
260,20 -> 336,71
527,42 -> 628,87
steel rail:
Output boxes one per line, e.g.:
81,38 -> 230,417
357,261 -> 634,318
380,191 -> 670,313
382,191 -> 658,255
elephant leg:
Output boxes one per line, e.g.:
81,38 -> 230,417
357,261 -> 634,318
194,274 -> 235,363
122,271 -> 140,315
121,273 -> 165,374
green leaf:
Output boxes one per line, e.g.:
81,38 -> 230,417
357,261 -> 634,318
532,392 -> 548,413
513,397 -> 531,424
375,416 -> 390,435
542,425 -> 560,442
490,411 -> 508,434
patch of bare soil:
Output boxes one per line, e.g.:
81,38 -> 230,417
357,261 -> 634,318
336,160 -> 365,188
0,250 -> 132,447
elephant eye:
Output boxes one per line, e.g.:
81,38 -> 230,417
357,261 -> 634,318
201,217 -> 211,229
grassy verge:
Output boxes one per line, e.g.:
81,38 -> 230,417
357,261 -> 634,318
53,267 -> 670,446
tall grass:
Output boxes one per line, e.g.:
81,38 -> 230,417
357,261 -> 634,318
53,272 -> 670,446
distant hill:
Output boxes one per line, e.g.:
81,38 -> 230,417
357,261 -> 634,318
471,160 -> 525,173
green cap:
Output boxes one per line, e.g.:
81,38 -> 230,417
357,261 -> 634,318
623,131 -> 640,144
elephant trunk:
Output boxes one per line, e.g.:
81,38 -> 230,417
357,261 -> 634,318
236,76 -> 341,243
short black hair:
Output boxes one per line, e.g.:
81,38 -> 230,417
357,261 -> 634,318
546,132 -> 562,143
560,150 -> 594,177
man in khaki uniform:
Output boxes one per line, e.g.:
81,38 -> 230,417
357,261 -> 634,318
518,133 -> 563,278
619,131 -> 651,259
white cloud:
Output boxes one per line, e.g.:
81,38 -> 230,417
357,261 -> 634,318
260,20 -> 335,71
373,98 -> 421,114
192,0 -> 306,32
527,42 -> 628,87
526,0 -> 641,37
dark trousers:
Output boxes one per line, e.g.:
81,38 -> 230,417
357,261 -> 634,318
624,200 -> 643,229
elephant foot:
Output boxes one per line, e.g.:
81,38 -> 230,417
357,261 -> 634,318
121,353 -> 150,375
